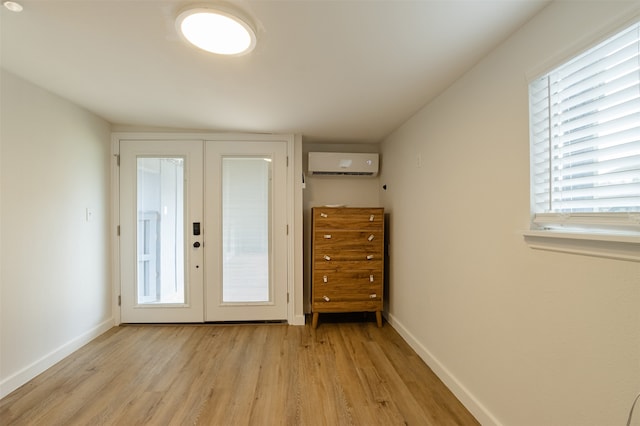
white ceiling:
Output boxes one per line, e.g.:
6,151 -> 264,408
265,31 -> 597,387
1,0 -> 550,143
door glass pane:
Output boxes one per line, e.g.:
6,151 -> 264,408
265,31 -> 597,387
222,157 -> 271,303
137,157 -> 185,304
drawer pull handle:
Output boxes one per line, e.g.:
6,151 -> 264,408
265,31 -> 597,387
324,234 -> 332,239
368,234 -> 375,241
323,296 -> 331,302
369,294 -> 377,299
366,254 -> 374,260
320,213 -> 328,218
369,215 -> 375,221
370,275 -> 374,282
324,255 -> 331,261
323,275 -> 328,283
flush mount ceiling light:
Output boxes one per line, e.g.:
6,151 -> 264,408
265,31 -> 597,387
176,6 -> 256,56
3,1 -> 23,12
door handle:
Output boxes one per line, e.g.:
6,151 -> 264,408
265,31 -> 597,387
193,241 -> 201,248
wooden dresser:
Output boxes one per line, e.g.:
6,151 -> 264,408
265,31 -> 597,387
311,207 -> 384,328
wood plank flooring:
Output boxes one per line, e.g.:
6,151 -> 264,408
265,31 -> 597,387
0,316 -> 479,425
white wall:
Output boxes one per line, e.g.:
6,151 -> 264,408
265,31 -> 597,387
0,71 -> 113,397
379,2 -> 640,425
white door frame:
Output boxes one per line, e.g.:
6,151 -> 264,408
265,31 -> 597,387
111,133 -> 304,325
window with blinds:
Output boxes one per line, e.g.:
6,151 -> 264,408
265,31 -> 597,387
529,21 -> 640,233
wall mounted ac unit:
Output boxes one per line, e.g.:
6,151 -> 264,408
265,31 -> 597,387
307,152 -> 379,176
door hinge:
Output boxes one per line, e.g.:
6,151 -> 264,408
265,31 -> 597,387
117,225 -> 120,236
286,224 -> 289,235
115,154 -> 120,166
287,293 -> 289,303
286,156 -> 289,167
118,295 -> 121,306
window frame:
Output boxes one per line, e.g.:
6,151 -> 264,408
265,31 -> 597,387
525,19 -> 640,262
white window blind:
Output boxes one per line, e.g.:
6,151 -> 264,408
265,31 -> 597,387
529,21 -> 640,233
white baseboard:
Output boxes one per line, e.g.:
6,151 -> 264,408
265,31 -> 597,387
0,318 -> 115,399
386,312 -> 501,426
290,314 -> 306,326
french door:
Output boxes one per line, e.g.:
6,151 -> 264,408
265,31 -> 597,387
204,142 -> 288,321
119,139 -> 288,323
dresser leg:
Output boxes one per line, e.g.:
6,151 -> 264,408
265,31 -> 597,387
312,312 -> 319,329
376,311 -> 382,328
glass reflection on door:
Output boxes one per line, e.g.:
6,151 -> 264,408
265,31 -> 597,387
137,157 -> 185,304
221,157 -> 272,303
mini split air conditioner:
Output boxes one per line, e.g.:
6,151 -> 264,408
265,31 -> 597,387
307,152 -> 379,176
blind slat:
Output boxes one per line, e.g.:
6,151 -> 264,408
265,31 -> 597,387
553,76 -> 640,130
553,44 -> 639,100
554,127 -> 640,157
552,141 -> 640,170
556,25 -> 638,80
550,196 -> 640,211
552,182 -> 640,199
553,169 -> 640,188
553,97 -> 640,144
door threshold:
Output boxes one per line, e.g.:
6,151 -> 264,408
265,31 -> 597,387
119,321 -> 288,327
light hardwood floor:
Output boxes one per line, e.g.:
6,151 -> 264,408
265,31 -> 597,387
0,316 -> 479,425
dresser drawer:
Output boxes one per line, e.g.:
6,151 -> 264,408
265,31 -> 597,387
313,231 -> 383,251
313,208 -> 384,231
312,270 -> 383,287
313,284 -> 382,303
312,299 -> 382,313
313,258 -> 382,270
313,249 -> 382,263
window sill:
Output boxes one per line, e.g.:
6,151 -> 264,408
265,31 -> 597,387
522,230 -> 640,262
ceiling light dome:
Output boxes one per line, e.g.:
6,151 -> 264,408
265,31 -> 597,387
176,6 -> 256,56
3,1 -> 23,12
